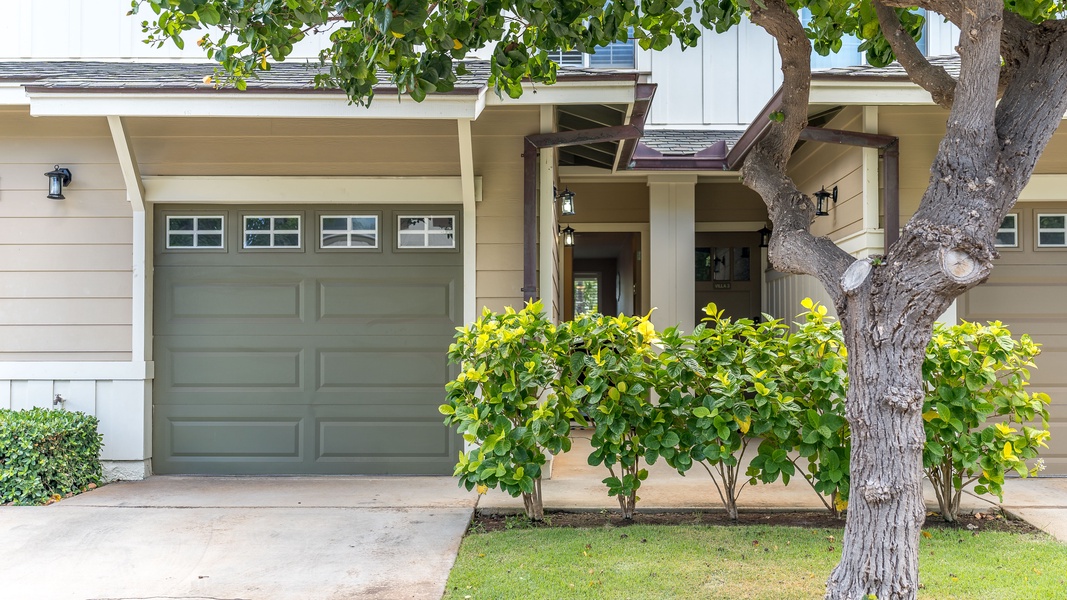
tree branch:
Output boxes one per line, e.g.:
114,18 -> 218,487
743,0 -> 854,307
874,2 -> 955,108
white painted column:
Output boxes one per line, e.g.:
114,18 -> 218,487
457,119 -> 478,326
648,174 -> 697,333
537,106 -> 557,321
861,105 -> 880,244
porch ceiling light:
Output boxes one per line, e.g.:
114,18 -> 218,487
813,186 -> 838,217
45,165 -> 72,200
758,225 -> 772,248
561,225 -> 576,247
558,188 -> 576,216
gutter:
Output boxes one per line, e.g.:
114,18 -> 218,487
521,83 -> 656,302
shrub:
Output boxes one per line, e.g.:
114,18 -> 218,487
748,300 -> 850,518
657,304 -> 793,520
922,320 -> 1052,522
442,301 -> 578,521
0,408 -> 103,505
561,312 -> 660,519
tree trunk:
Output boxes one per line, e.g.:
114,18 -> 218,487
521,478 -> 544,521
826,308 -> 930,599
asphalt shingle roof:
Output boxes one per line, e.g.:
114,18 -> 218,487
639,129 -> 743,156
813,54 -> 960,79
0,60 -> 623,93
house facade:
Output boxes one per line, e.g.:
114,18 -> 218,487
0,1 -> 1063,477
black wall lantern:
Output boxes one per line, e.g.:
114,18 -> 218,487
758,225 -> 772,248
561,225 -> 575,247
813,186 -> 838,217
558,187 -> 576,216
45,165 -> 72,199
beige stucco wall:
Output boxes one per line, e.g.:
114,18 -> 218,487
0,108 -> 133,360
563,182 -> 649,223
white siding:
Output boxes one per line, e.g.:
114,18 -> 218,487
648,19 -> 780,128
0,0 -> 331,60
0,376 -> 151,478
765,270 -> 836,327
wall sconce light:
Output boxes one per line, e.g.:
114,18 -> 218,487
558,187 -> 576,216
45,165 -> 72,199
561,225 -> 575,247
813,186 -> 837,217
758,225 -> 772,248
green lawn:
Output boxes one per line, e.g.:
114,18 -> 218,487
444,524 -> 1067,599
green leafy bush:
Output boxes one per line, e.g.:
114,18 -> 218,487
442,301 -> 579,521
922,320 -> 1051,522
0,408 -> 103,505
561,312 -> 660,520
748,299 -> 850,518
657,304 -> 792,520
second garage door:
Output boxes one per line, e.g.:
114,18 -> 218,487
152,205 -> 463,475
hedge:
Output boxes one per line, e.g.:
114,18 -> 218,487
0,408 -> 103,505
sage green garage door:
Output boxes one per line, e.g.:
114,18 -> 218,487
152,205 -> 463,474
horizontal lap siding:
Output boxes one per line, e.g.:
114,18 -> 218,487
0,109 -> 132,361
790,108 -> 864,242
960,203 -> 1067,475
472,107 -> 540,313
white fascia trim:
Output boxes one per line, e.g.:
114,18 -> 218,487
695,221 -> 767,232
1020,174 -> 1067,201
0,362 -> 153,381
144,175 -> 481,205
0,84 -> 29,105
810,80 -> 935,106
27,91 -> 482,119
485,79 -> 638,106
834,228 -> 885,257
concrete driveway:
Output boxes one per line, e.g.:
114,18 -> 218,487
0,476 -> 477,600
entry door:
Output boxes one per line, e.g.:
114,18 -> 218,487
695,231 -> 761,323
152,205 -> 463,475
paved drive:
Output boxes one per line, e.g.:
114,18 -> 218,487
0,477 -> 476,600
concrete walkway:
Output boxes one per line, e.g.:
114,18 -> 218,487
0,476 -> 477,600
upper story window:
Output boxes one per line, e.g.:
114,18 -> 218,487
549,37 -> 636,70
802,9 -> 928,69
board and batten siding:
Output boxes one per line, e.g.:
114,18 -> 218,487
0,109 -> 133,361
647,18 -> 783,128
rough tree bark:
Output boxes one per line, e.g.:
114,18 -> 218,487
746,0 -> 1067,597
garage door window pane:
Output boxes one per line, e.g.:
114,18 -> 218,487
398,215 -> 456,249
167,216 -> 225,249
244,216 -> 302,249
1037,214 -> 1067,248
995,214 -> 1017,248
320,215 -> 378,249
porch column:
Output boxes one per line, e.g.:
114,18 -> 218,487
648,174 -> 697,333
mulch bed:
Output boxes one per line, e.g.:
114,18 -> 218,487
471,509 -> 1039,534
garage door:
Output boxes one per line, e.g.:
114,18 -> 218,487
152,205 -> 463,474
959,205 -> 1067,475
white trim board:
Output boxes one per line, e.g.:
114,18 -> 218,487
1020,175 -> 1067,201
29,92 -> 484,120
144,176 -> 482,205
0,362 -> 153,381
695,221 -> 767,232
